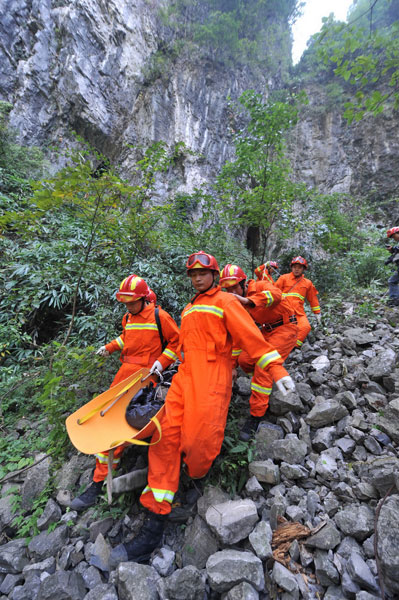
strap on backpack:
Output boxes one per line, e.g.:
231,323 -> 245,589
155,307 -> 167,351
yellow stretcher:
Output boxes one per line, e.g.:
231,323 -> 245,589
65,367 -> 164,455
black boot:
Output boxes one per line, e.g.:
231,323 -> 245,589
70,480 -> 103,511
169,477 -> 204,524
239,415 -> 263,442
109,512 -> 166,568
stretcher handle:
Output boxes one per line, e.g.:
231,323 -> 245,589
108,415 -> 162,448
77,373 -> 143,425
141,368 -> 164,384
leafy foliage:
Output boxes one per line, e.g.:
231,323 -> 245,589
216,89 -> 307,268
297,1 -> 399,122
159,0 -> 300,73
0,139 -> 194,360
11,485 -> 56,540
0,101 -> 44,205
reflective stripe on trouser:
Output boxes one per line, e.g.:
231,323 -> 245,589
93,445 -> 125,482
238,323 -> 297,417
296,314 -> 311,346
140,351 -> 232,515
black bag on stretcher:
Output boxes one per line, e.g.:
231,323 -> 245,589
125,369 -> 177,431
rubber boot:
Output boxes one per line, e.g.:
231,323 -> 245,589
239,415 -> 263,442
109,512 -> 166,568
70,480 -> 103,512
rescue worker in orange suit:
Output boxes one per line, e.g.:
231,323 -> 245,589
70,275 -> 180,511
254,260 -> 280,284
109,251 -> 295,566
275,256 -> 321,349
220,264 -> 297,441
146,288 -> 157,304
385,226 -> 399,306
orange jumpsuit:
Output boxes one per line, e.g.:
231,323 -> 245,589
254,264 -> 274,284
233,280 -> 298,416
140,285 -> 288,515
93,304 -> 180,482
275,272 -> 320,348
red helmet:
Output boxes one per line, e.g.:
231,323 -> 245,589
186,251 -> 219,273
116,275 -> 150,302
387,227 -> 399,238
219,264 -> 247,287
291,256 -> 308,269
146,289 -> 157,304
254,261 -> 279,280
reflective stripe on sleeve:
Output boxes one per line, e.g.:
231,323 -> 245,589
232,348 -> 242,358
311,306 -> 320,312
116,336 -> 124,349
261,290 -> 274,306
141,486 -> 175,504
256,350 -> 281,369
162,348 -> 178,361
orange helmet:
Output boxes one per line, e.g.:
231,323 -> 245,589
219,264 -> 247,288
186,251 -> 219,273
387,227 -> 399,238
146,289 -> 157,304
254,261 -> 279,280
116,275 -> 150,303
291,256 -> 308,269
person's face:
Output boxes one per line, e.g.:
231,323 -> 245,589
123,298 -> 144,314
292,264 -> 305,277
188,268 -> 214,292
224,282 -> 244,296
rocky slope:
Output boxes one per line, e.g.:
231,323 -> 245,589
1,303 -> 399,599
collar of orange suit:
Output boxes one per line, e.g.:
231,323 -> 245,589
126,303 -> 155,319
190,284 -> 220,304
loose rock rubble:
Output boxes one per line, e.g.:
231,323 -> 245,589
1,306 -> 399,599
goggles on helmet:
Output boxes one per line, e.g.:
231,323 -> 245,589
187,253 -> 212,268
186,251 -> 219,272
116,275 -> 150,302
220,278 -> 238,288
117,294 -> 140,303
219,264 -> 247,287
291,256 -> 308,269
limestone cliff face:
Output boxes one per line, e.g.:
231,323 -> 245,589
1,0 -> 163,155
1,0 -> 398,201
0,0 -> 272,194
290,86 -> 399,201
